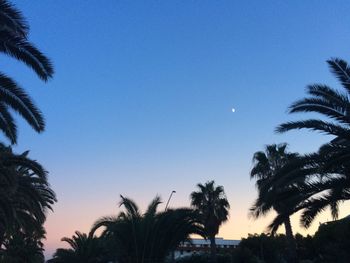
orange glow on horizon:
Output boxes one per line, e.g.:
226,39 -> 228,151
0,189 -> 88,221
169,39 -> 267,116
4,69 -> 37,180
44,195 -> 350,259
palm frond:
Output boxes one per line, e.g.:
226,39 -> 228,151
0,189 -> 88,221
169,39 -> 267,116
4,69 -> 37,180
0,73 -> 45,141
0,0 -> 29,38
289,97 -> 350,125
267,213 -> 288,234
0,31 -> 53,81
0,103 -> 16,143
145,195 -> 162,217
119,195 -> 141,218
276,119 -> 350,139
327,58 -> 350,93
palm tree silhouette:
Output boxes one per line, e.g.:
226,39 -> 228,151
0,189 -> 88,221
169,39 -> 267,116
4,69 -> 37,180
90,195 -> 202,263
48,231 -> 108,263
276,58 -> 350,227
0,225 -> 46,262
0,0 -> 53,144
190,180 -> 230,263
0,143 -> 56,246
250,143 -> 299,263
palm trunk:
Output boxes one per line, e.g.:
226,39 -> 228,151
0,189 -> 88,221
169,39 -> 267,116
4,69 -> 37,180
284,217 -> 297,263
209,235 -> 217,263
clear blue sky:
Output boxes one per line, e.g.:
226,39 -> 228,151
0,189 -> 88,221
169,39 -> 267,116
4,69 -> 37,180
4,0 -> 350,257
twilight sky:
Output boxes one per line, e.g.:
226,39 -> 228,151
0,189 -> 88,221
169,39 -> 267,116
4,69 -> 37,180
4,0 -> 350,258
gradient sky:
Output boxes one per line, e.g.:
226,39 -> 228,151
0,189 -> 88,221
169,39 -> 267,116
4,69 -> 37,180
4,0 -> 350,258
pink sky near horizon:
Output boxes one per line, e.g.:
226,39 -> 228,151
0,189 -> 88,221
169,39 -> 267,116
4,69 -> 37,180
5,1 -> 350,259
43,182 -> 350,258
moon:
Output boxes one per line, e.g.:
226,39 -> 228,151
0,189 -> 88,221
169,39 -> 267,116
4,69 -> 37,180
231,108 -> 235,113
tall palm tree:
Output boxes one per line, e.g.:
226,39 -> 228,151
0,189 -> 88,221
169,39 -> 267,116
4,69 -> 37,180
190,180 -> 230,263
250,143 -> 299,263
48,231 -> 108,263
276,58 -> 350,226
0,0 -> 54,144
0,143 -> 56,246
90,195 -> 202,263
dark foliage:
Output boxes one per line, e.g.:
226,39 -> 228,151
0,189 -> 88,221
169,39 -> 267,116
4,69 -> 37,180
276,58 -> 350,226
313,217 -> 350,263
250,144 -> 300,262
90,195 -> 203,263
0,226 -> 45,263
0,143 -> 56,246
0,0 -> 54,143
175,254 -> 233,263
190,181 -> 230,263
239,233 -> 288,263
47,231 -> 109,263
236,233 -> 320,263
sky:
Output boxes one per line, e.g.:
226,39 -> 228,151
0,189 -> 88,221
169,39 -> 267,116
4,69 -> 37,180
3,0 -> 350,258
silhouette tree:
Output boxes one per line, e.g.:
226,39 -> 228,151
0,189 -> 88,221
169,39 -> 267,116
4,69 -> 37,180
0,0 -> 53,144
90,195 -> 202,263
250,143 -> 299,263
313,216 -> 350,262
190,180 -> 230,263
0,143 -> 56,246
48,231 -> 108,263
0,225 -> 46,263
276,58 -> 350,226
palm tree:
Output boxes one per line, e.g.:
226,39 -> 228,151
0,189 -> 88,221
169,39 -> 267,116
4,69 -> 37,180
190,180 -> 230,263
0,143 -> 56,246
48,231 -> 108,263
90,195 -> 202,263
0,225 -> 46,263
276,58 -> 350,226
250,143 -> 300,263
0,0 -> 54,144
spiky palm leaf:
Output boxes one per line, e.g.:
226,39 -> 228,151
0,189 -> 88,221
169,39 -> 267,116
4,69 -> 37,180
0,0 -> 54,143
0,225 -> 46,263
250,143 -> 302,263
90,195 -> 202,263
0,0 -> 53,80
276,59 -> 350,226
190,180 -> 230,263
0,0 -> 28,38
0,143 -> 56,246
190,181 -> 230,237
0,73 -> 45,143
48,231 -> 108,263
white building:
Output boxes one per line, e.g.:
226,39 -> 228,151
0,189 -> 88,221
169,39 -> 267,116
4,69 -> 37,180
174,238 -> 240,259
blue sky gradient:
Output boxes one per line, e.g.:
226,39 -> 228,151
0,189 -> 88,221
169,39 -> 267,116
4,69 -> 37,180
4,0 -> 350,257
